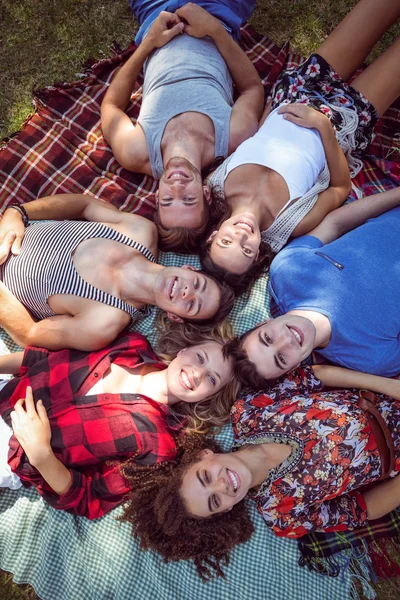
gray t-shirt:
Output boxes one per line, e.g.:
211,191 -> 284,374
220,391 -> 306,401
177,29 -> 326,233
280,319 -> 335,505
137,33 -> 234,179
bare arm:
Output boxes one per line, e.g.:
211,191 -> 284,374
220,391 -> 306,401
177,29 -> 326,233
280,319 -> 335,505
176,3 -> 264,149
0,351 -> 24,375
312,365 -> 400,400
0,291 -> 126,351
363,475 -> 400,520
309,186 -> 400,244
0,193 -> 157,262
101,12 -> 184,172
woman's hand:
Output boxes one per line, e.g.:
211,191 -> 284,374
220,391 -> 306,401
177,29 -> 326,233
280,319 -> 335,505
146,11 -> 184,49
278,103 -> 330,130
0,208 -> 26,264
10,386 -> 52,468
176,3 -> 220,39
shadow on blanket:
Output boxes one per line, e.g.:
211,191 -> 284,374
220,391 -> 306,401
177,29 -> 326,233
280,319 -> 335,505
0,23 -> 399,600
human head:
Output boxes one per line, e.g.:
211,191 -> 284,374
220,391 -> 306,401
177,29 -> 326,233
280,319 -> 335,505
180,448 -> 253,517
200,212 -> 273,296
239,316 -> 317,382
120,435 -> 254,580
156,157 -> 211,229
157,322 -> 242,433
154,175 -> 227,254
154,264 -> 235,326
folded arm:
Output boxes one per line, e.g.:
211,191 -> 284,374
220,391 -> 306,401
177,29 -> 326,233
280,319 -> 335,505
278,104 -> 352,237
176,3 -> 264,150
0,287 -> 126,351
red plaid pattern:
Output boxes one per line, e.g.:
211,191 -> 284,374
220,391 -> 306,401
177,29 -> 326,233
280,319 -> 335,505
0,333 -> 180,519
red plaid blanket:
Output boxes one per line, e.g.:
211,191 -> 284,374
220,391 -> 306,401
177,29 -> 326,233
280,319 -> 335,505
1,23 -> 400,591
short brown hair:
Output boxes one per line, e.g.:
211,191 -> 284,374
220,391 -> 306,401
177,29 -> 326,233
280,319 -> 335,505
120,434 -> 254,580
154,187 -> 227,254
236,327 -> 277,390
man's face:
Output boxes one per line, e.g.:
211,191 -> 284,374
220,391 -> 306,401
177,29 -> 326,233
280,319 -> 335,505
155,265 -> 221,322
157,158 -> 210,229
242,316 -> 317,380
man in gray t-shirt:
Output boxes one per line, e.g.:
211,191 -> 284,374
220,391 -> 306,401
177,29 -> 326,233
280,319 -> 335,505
101,2 -> 263,252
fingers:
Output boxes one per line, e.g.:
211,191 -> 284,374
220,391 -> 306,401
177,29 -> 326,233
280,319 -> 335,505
167,21 -> 185,39
0,231 -> 17,264
24,386 -> 35,414
11,234 -> 22,256
36,399 -> 49,424
278,103 -> 300,116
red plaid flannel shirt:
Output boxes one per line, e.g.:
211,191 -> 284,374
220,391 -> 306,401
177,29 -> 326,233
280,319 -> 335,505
0,333 -> 180,519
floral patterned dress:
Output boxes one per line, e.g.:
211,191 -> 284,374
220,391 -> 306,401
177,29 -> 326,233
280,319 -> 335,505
231,366 -> 400,539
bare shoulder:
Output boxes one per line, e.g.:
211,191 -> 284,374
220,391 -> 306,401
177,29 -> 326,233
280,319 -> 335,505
101,212 -> 158,255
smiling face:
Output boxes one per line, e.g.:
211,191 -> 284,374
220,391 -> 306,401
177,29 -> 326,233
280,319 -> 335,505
157,158 -> 211,229
208,213 -> 261,275
155,265 -> 221,322
180,450 -> 251,517
166,342 -> 233,404
242,316 -> 317,380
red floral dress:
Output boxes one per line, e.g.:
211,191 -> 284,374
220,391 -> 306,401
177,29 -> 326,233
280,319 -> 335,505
231,366 -> 400,539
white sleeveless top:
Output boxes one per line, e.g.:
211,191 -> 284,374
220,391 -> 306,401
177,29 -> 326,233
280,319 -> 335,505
226,108 -> 325,203
208,108 -> 331,252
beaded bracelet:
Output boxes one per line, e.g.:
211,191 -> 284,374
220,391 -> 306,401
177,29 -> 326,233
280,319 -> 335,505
7,203 -> 29,227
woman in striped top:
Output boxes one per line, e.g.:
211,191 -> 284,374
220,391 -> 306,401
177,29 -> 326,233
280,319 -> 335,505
0,194 -> 234,351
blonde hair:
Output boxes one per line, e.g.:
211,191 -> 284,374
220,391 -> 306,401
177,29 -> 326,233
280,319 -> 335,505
157,320 -> 242,435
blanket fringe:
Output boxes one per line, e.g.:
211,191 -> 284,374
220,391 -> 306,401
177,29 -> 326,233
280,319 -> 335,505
299,536 -> 400,599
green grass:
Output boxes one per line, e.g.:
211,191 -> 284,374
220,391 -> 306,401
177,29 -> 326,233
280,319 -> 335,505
1,1 -> 400,598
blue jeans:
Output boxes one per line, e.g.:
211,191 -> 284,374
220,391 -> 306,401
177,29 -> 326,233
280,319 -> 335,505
130,0 -> 256,44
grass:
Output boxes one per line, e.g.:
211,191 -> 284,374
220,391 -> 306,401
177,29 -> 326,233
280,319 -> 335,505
0,1 -> 400,598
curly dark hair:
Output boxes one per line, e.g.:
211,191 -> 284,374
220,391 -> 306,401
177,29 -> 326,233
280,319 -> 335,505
199,204 -> 274,296
154,186 -> 227,254
120,434 -> 254,581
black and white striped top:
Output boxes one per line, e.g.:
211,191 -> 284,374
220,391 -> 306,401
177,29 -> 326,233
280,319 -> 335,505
0,220 -> 156,322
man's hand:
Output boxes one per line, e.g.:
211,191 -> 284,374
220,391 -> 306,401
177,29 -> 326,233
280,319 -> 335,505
11,386 -> 52,468
176,3 -> 220,39
278,103 -> 330,131
0,208 -> 26,264
146,11 -> 184,49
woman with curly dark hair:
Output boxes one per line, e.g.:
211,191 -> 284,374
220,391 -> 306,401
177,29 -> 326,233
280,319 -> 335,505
0,324 -> 242,517
120,433 -> 254,581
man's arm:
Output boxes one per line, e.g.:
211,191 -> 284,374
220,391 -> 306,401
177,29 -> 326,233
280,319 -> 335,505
176,4 -> 264,150
101,11 -> 184,173
279,104 -> 352,237
308,186 -> 400,244
0,193 -> 156,262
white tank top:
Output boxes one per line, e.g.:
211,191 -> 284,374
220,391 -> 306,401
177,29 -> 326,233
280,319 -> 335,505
225,107 -> 325,207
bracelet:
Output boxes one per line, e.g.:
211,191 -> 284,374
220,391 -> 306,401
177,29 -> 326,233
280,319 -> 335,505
7,203 -> 29,227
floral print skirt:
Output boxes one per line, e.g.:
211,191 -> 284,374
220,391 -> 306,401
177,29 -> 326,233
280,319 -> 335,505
271,53 -> 379,155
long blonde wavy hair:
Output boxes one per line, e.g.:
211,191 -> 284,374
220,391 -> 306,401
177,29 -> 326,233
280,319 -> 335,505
157,319 -> 242,435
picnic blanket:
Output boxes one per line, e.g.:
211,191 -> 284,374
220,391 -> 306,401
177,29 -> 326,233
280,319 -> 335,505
0,22 -> 399,600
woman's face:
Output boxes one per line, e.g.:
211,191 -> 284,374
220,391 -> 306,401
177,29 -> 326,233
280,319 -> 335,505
208,213 -> 261,275
180,449 -> 251,517
166,342 -> 233,404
